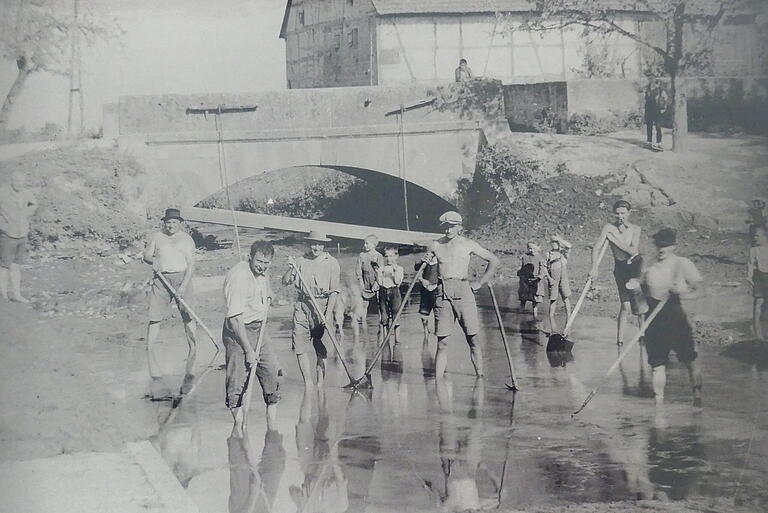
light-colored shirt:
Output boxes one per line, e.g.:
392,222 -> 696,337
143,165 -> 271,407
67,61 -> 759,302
644,254 -> 703,300
748,244 -> 768,277
0,185 -> 36,238
150,231 -> 194,273
356,250 -> 384,279
223,261 -> 272,324
294,252 -> 341,298
430,236 -> 485,280
377,264 -> 404,289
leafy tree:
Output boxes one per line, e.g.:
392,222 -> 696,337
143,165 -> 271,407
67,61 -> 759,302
514,0 -> 762,151
0,0 -> 121,134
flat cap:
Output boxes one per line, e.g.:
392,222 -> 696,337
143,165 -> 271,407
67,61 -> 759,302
439,211 -> 463,225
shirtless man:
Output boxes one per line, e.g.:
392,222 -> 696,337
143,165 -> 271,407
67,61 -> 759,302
642,228 -> 703,406
589,200 -> 643,345
425,211 -> 499,380
143,208 -> 198,378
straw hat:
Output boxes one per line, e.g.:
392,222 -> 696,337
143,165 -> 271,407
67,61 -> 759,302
305,230 -> 331,242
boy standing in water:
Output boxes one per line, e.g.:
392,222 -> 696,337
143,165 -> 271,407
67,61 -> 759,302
376,246 -> 404,341
642,228 -> 703,406
518,241 -> 545,318
546,235 -> 572,333
356,234 -> 384,330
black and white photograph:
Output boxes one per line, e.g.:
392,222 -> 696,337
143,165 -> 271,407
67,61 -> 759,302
0,1 -> 766,512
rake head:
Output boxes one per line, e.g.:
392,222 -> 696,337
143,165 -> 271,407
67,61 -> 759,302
343,373 -> 373,391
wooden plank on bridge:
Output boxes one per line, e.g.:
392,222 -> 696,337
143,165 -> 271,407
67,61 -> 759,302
181,206 -> 441,246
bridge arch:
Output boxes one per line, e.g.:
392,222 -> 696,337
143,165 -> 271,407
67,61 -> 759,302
196,164 -> 456,233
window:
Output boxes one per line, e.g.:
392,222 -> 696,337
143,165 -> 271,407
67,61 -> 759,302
298,10 -> 304,26
349,27 -> 358,48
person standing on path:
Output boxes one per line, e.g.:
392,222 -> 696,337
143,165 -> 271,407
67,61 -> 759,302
426,211 -> 499,380
641,228 -> 704,406
644,79 -> 667,150
589,200 -> 643,346
0,170 -> 37,303
143,208 -> 199,378
282,230 -> 341,387
223,241 -> 281,434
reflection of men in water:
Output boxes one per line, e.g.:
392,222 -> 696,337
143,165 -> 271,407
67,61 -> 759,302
589,200 -> 643,346
291,387 -> 349,512
429,379 -> 499,511
143,208 -> 199,378
427,211 -> 499,379
227,425 -> 286,513
223,241 -> 281,433
642,228 -> 703,406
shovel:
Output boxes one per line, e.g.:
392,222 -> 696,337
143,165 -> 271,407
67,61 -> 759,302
345,261 -> 427,390
546,242 -> 608,352
488,283 -> 519,391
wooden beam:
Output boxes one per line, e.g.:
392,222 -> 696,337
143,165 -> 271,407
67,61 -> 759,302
181,206 -> 440,246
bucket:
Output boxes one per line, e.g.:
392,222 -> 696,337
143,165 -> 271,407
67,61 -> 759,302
626,278 -> 648,315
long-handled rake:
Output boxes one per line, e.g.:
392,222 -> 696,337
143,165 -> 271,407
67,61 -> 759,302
344,261 -> 427,390
154,271 -> 223,353
240,299 -> 271,415
547,242 -> 609,353
289,262 -> 357,385
572,295 -> 668,416
488,283 -> 519,391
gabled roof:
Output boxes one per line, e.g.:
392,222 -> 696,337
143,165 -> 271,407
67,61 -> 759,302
279,0 -> 292,39
370,0 -> 536,15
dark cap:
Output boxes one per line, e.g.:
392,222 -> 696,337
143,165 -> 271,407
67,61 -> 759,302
161,208 -> 184,221
652,227 -> 677,247
613,199 -> 631,211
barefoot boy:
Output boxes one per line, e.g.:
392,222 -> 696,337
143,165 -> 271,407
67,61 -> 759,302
427,211 -> 499,379
589,200 -> 643,345
356,234 -> 384,328
518,241 -> 545,318
0,171 -> 37,302
546,235 -> 572,333
376,246 -> 404,340
223,241 -> 281,433
642,228 -> 703,406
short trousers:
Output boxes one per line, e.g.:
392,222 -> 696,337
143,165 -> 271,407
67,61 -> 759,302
223,319 -> 281,407
419,287 -> 438,316
148,272 -> 193,323
753,269 -> 768,299
614,257 -> 643,302
644,295 -> 697,368
378,286 -> 402,325
0,232 -> 26,268
434,279 -> 480,338
548,264 -> 571,300
291,300 -> 329,359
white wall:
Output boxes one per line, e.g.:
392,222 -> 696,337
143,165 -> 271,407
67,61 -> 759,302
0,0 -> 287,132
376,14 -> 643,85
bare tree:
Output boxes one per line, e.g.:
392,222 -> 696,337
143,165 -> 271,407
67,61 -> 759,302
514,0 -> 761,151
0,0 -> 121,134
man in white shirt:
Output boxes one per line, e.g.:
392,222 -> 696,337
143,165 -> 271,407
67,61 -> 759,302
223,241 -> 281,433
143,208 -> 198,378
641,228 -> 704,406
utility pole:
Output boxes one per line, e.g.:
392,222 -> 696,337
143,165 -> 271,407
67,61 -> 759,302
66,0 -> 84,138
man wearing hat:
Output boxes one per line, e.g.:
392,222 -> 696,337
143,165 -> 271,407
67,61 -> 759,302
424,211 -> 499,379
143,208 -> 198,378
641,227 -> 703,406
282,230 -> 341,387
589,199 -> 643,346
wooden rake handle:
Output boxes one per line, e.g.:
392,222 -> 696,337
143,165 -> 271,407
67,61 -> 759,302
572,294 -> 669,416
563,242 -> 609,337
154,271 -> 222,352
488,283 -> 519,390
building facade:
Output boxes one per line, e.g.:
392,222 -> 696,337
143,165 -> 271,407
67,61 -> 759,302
279,0 -> 765,89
